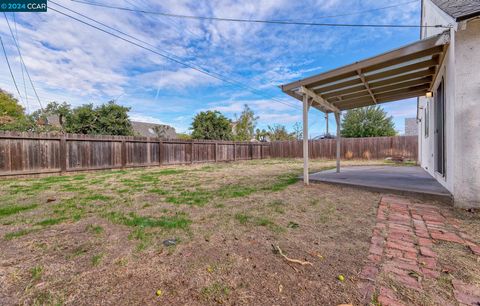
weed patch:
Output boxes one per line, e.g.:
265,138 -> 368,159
234,213 -> 283,233
30,265 -> 44,281
106,212 -> 190,229
4,228 -> 35,240
0,203 -> 38,218
166,190 -> 212,206
84,194 -> 111,202
266,173 -> 298,192
86,224 -> 104,235
201,282 -> 230,302
36,217 -> 66,227
91,253 -> 104,266
234,213 -> 251,224
149,188 -> 169,195
218,185 -> 258,198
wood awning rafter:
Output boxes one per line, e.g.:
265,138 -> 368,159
280,31 -> 450,112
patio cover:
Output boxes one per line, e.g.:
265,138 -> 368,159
279,31 -> 450,184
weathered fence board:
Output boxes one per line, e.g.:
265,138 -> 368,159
0,131 -> 416,177
0,132 -> 270,176
270,136 -> 417,160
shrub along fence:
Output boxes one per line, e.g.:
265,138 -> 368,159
0,132 -> 417,177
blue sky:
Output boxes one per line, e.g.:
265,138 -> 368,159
0,0 -> 423,136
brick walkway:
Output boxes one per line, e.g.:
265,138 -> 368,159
358,195 -> 480,306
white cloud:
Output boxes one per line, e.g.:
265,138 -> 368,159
136,68 -> 220,90
0,0 -> 421,126
129,113 -> 167,124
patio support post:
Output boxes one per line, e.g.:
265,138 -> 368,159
335,111 -> 341,173
303,94 -> 310,184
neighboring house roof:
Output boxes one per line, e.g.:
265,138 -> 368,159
131,121 -> 176,139
46,115 -> 61,127
46,115 -> 176,138
431,0 -> 480,21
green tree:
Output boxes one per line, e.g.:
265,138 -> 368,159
65,101 -> 133,136
191,110 -> 233,140
95,101 -> 133,135
267,124 -> 295,141
0,88 -> 37,132
31,101 -> 71,130
341,106 -> 396,138
65,104 -> 97,134
176,133 -> 192,140
0,89 -> 24,118
234,104 -> 258,141
292,122 -> 303,140
255,128 -> 268,142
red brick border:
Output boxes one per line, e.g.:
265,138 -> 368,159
358,195 -> 480,305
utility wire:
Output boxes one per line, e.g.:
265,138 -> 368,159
0,36 -> 25,105
13,12 -> 29,113
70,0 -> 450,29
48,4 -> 301,110
3,13 -> 43,110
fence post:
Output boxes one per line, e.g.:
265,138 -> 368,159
233,143 -> 236,161
60,135 -> 67,173
121,139 -> 127,169
190,140 -> 194,164
260,144 -> 264,159
249,143 -> 253,160
214,142 -> 218,162
159,140 -> 163,165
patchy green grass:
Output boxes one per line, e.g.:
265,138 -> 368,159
69,245 -> 89,258
106,212 -> 191,229
35,217 -> 66,227
4,228 -> 35,240
84,194 -> 111,202
200,282 -> 230,302
30,265 -> 44,281
86,224 -> 104,235
149,188 -> 169,195
166,190 -> 212,206
91,253 -> 104,266
0,204 -> 38,218
234,213 -> 251,225
287,221 -> 300,229
234,213 -> 283,233
217,185 -> 258,198
266,173 -> 299,192
268,199 -> 286,214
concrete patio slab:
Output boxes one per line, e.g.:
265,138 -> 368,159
308,166 -> 452,201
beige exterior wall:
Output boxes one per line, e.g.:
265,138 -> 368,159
418,0 -> 480,208
452,19 -> 480,208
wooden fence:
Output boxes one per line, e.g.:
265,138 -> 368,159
270,136 -> 418,160
0,132 -> 270,177
0,132 -> 417,177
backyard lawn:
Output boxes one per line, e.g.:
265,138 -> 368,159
0,159 -> 478,305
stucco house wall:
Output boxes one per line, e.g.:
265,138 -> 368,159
418,0 -> 480,208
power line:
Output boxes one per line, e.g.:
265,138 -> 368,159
47,4 -> 301,110
0,36 -> 25,105
3,13 -> 43,110
13,12 -> 29,114
70,0 -> 450,29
